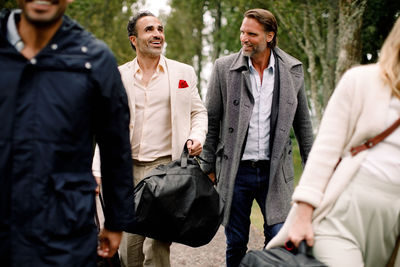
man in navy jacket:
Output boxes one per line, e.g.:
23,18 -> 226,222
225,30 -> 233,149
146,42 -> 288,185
0,0 -> 134,266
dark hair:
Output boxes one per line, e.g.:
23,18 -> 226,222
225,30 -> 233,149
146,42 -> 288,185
244,9 -> 278,49
127,11 -> 155,51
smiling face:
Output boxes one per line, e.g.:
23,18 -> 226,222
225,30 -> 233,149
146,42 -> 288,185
17,0 -> 73,27
130,16 -> 165,58
240,17 -> 274,58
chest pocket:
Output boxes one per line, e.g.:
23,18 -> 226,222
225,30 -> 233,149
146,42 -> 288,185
45,172 -> 97,236
26,53 -> 95,141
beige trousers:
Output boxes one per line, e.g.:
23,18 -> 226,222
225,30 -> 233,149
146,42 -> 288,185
313,168 -> 400,267
120,156 -> 172,267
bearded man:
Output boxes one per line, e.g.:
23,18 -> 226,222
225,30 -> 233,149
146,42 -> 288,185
201,8 -> 314,267
92,11 -> 207,267
0,0 -> 135,265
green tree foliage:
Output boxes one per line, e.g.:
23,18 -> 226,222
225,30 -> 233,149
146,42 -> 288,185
208,0 -> 250,59
165,0 -> 399,126
66,0 -> 137,64
165,0 -> 206,93
268,0 -> 398,124
3,0 -> 400,120
361,0 -> 400,63
0,0 -> 17,9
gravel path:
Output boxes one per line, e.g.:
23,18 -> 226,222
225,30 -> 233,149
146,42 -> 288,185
170,225 -> 265,267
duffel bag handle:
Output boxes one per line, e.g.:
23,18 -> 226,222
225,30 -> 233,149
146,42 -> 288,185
298,240 -> 309,255
285,240 -> 313,257
180,142 -> 190,168
180,140 -> 211,173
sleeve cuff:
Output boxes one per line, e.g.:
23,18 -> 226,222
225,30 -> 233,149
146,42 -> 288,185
292,185 -> 324,208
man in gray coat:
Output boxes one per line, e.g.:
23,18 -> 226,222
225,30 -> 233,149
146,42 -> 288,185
201,9 -> 313,267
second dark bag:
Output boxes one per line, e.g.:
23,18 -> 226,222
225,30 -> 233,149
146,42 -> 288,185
126,145 -> 224,247
239,241 -> 327,267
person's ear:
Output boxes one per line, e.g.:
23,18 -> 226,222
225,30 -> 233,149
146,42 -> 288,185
266,31 -> 274,43
129,36 -> 136,47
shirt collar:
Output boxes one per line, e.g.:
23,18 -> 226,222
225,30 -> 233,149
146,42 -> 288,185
248,51 -> 275,74
6,10 -> 24,52
133,55 -> 166,75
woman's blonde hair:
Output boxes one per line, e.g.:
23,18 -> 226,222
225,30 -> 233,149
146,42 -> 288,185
379,17 -> 400,98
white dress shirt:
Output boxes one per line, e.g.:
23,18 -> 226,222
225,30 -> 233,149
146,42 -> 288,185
131,57 -> 172,161
242,52 -> 275,161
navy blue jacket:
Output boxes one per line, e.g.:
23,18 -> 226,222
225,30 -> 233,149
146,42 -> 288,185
0,10 -> 135,266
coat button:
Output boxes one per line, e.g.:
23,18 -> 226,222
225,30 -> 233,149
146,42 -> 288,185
223,155 -> 228,160
233,100 -> 239,106
16,41 -> 24,51
85,62 -> 92,69
81,46 -> 88,53
51,44 -> 58,50
228,127 -> 234,133
30,58 -> 37,65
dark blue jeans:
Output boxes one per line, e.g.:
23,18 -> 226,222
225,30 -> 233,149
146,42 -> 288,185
225,162 -> 283,267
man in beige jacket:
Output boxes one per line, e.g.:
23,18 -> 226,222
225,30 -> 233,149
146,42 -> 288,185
93,10 -> 207,267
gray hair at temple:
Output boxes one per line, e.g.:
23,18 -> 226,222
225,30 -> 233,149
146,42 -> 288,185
127,10 -> 155,51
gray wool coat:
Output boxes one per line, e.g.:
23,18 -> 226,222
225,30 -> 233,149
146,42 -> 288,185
201,48 -> 314,226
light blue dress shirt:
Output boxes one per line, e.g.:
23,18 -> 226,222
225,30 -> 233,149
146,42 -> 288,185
242,52 -> 275,161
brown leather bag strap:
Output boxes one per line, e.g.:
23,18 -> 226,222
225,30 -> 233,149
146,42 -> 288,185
350,117 -> 400,156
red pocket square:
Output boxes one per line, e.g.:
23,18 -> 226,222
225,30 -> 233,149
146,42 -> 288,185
178,80 -> 189,88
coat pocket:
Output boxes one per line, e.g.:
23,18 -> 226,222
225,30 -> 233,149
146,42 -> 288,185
46,172 -> 97,236
215,142 -> 225,183
282,144 -> 294,183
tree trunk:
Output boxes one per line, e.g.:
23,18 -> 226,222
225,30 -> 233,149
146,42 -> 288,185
322,1 -> 338,107
195,1 -> 206,96
211,1 -> 222,62
335,0 -> 367,83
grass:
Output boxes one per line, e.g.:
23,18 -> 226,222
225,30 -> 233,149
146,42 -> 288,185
250,137 -> 302,231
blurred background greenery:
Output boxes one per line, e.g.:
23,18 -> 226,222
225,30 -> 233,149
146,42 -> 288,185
2,0 -> 399,129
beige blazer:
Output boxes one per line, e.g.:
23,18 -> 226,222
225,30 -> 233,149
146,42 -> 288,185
267,64 -> 393,248
93,55 -> 207,176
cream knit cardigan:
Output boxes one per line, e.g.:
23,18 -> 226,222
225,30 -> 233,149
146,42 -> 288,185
267,63 -> 393,248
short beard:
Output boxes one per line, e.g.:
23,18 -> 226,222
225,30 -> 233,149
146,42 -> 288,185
24,14 -> 63,28
20,0 -> 63,27
145,49 -> 162,58
242,50 -> 254,57
24,0 -> 60,3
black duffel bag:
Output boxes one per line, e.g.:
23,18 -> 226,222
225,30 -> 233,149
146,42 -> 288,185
126,145 -> 223,247
239,241 -> 327,267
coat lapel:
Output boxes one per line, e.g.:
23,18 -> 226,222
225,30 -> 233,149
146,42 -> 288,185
164,57 -> 181,158
164,57 -> 176,128
230,51 -> 253,100
269,52 -> 297,180
119,60 -> 136,142
269,51 -> 280,154
228,52 -> 254,157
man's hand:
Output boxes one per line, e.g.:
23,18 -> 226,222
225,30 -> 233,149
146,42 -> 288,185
287,202 -> 315,247
186,139 -> 202,156
97,228 -> 122,258
94,176 -> 101,196
208,172 -> 216,185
